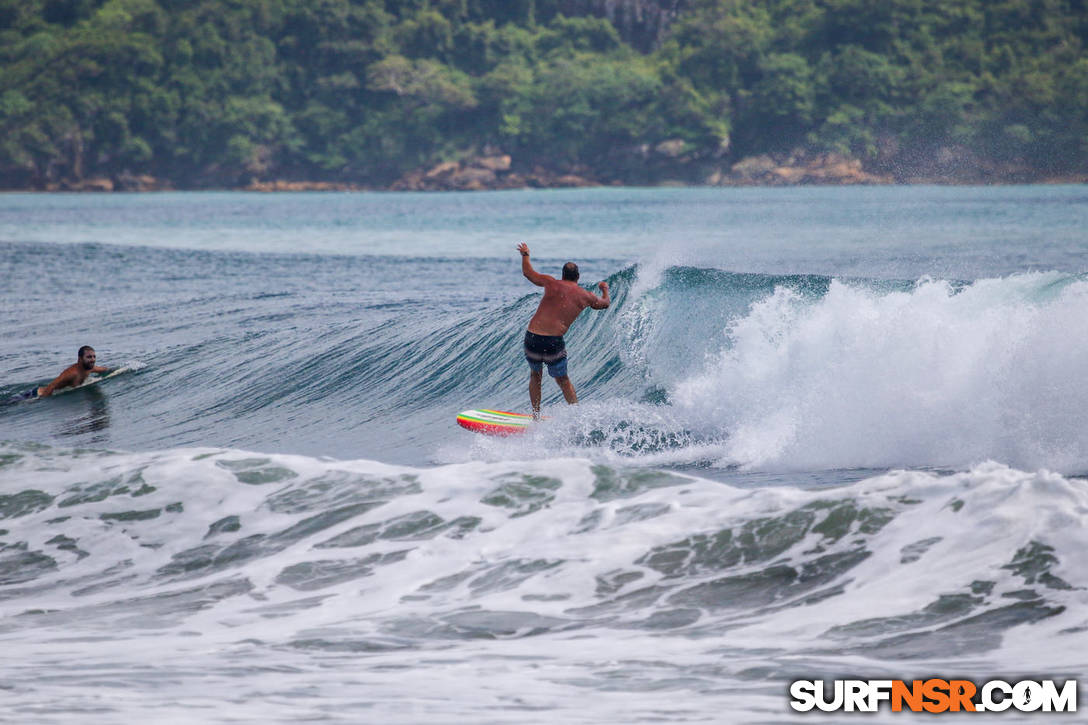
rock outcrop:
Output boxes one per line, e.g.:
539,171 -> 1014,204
244,180 -> 362,191
45,174 -> 173,191
391,155 -> 598,191
31,145 -> 1073,192
716,152 -> 892,186
114,173 -> 172,191
52,176 -> 114,192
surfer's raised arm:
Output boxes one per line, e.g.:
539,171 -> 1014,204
517,243 -> 552,287
588,281 -> 610,309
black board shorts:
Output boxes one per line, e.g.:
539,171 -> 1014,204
524,331 -> 568,377
9,387 -> 38,402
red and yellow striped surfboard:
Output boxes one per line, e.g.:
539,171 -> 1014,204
456,408 -> 536,436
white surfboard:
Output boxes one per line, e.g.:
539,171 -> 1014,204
24,366 -> 131,401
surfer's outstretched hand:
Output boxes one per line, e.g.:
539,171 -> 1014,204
517,242 -> 530,257
598,281 -> 609,293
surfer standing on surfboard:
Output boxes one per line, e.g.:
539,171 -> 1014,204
517,243 -> 609,418
13,346 -> 111,400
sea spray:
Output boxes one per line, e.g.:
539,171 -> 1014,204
670,273 -> 1088,472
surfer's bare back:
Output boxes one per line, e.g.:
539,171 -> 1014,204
517,243 -> 609,416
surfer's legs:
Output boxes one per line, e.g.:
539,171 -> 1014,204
525,333 -> 574,413
528,370 -> 576,414
9,387 -> 39,402
554,375 -> 577,405
529,369 -> 543,417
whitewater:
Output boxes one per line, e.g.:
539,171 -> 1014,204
1,186 -> 1086,722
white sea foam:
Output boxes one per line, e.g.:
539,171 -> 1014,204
1,444 -> 1085,722
672,273 -> 1088,471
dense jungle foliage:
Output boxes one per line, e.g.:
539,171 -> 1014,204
0,0 -> 1085,187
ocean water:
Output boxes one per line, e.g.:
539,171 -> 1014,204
1,186 -> 1086,722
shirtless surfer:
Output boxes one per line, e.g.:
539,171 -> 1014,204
517,243 -> 609,417
13,346 -> 111,400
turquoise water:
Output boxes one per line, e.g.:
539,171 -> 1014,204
2,185 -> 1085,275
1,186 -> 1086,722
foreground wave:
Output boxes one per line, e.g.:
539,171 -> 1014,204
1,442 -> 1085,722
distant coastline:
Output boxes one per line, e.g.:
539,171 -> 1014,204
3,2 -> 1085,198
12,149 -> 1086,193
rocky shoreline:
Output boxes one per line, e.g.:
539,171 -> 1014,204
15,150 -> 1086,192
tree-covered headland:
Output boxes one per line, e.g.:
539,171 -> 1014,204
0,0 -> 1085,190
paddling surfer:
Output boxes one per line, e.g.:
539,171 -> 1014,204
14,346 -> 111,400
517,243 -> 609,417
